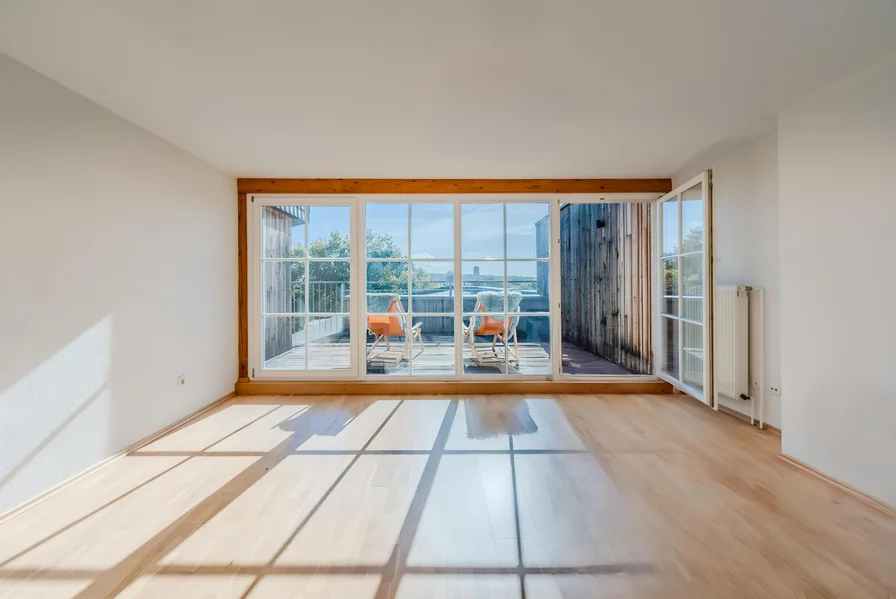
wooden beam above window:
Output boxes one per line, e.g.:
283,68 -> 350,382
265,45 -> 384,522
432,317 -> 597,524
236,178 -> 672,195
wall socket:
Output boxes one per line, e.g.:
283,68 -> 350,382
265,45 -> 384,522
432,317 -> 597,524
177,375 -> 186,387
770,385 -> 781,396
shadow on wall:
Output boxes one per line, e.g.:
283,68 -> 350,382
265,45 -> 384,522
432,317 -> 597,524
0,187 -> 232,515
0,317 -> 113,514
0,54 -> 235,515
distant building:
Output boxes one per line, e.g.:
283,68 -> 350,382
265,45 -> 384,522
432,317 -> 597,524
535,215 -> 550,297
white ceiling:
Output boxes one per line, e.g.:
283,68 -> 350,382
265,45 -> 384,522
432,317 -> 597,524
2,0 -> 895,178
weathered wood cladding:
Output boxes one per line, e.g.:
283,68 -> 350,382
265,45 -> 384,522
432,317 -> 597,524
560,203 -> 653,373
262,207 -> 295,360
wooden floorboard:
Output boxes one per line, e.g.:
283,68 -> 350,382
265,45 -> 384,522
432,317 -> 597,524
0,394 -> 893,598
264,340 -> 641,376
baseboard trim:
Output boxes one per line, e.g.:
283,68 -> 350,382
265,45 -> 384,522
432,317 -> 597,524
235,379 -> 672,396
777,453 -> 895,519
0,391 -> 236,524
718,404 -> 781,435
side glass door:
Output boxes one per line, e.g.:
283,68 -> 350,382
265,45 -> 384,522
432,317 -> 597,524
656,173 -> 711,402
252,199 -> 357,378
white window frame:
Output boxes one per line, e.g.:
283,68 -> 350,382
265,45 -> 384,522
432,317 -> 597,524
247,195 -> 361,380
359,198 -> 463,380
653,172 -> 713,402
359,195 -> 554,381
248,193 -> 668,382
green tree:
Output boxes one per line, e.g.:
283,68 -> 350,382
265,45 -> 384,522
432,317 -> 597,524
663,226 -> 704,304
288,230 -> 435,312
680,226 -> 703,254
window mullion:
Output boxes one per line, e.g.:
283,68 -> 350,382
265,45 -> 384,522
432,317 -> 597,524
304,208 -> 310,370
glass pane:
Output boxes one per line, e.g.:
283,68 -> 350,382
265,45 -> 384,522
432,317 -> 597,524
262,261 -> 305,314
366,261 -> 409,312
307,206 -> 351,257
409,316 -> 454,376
508,261 -> 549,313
682,253 -> 703,294
410,261 -> 454,313
462,261 -> 504,310
308,261 -> 350,313
462,203 -> 504,259
366,203 -> 408,258
682,253 -> 704,323
263,205 -> 306,258
411,203 -> 454,259
307,315 -> 351,370
515,316 -> 551,375
681,183 -> 704,253
661,257 -> 678,316
660,316 -> 679,379
682,321 -> 705,392
263,316 -> 306,369
661,199 -> 679,257
682,298 -> 703,323
506,202 -> 550,259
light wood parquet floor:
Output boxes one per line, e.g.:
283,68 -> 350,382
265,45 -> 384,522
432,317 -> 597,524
0,394 -> 893,598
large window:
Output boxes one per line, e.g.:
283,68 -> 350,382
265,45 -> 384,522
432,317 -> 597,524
250,194 -> 664,382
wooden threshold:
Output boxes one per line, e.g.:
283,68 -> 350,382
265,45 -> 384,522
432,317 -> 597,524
234,379 -> 672,396
777,453 -> 896,519
718,404 -> 782,435
237,178 -> 672,195
0,392 -> 236,524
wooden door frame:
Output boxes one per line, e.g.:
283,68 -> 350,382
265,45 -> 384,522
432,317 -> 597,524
236,178 -> 672,385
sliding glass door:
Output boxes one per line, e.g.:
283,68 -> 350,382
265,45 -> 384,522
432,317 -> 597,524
460,202 -> 552,376
361,200 -> 551,378
364,202 -> 456,377
249,194 -> 666,382
655,173 -> 711,401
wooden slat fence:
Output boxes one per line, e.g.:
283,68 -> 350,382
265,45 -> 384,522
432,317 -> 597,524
559,203 -> 653,373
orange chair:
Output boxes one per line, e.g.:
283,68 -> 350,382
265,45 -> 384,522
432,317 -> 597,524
366,293 -> 423,362
463,291 -> 523,366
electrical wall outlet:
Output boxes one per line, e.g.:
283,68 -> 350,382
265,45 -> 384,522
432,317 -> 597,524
177,375 -> 186,387
770,385 -> 781,396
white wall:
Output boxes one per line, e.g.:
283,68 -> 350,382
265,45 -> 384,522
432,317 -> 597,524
0,54 -> 236,514
674,135 -> 782,430
778,52 -> 896,506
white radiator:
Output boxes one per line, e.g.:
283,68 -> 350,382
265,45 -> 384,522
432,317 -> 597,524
714,285 -> 750,400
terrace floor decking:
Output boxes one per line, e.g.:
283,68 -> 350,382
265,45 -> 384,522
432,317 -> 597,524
264,338 -> 636,376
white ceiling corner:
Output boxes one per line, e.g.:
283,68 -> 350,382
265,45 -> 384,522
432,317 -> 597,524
1,0 -> 895,177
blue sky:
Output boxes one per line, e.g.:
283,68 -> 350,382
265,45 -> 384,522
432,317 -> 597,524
287,202 -> 550,277
662,196 -> 704,255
